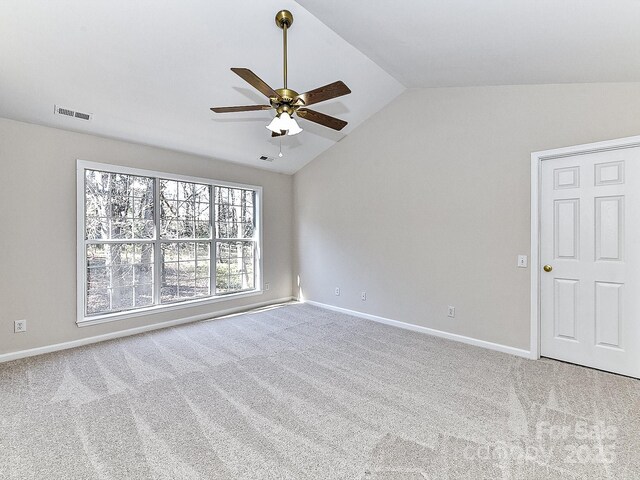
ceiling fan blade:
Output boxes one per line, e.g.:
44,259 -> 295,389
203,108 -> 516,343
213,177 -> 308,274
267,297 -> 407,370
210,105 -> 272,113
294,81 -> 351,107
231,68 -> 280,99
271,130 -> 286,137
297,108 -> 348,131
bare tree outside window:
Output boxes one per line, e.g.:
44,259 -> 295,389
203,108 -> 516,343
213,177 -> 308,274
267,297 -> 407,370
85,170 -> 154,315
214,186 -> 256,294
82,166 -> 259,319
159,180 -> 211,303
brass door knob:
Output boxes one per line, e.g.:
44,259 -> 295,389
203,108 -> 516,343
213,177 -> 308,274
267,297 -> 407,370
543,265 -> 553,272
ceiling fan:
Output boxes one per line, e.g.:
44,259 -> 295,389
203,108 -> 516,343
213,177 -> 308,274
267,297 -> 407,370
210,9 -> 351,137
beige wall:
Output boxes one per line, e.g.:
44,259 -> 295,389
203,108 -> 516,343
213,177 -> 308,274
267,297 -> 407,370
4,82 -> 640,357
293,83 -> 640,350
0,118 -> 293,355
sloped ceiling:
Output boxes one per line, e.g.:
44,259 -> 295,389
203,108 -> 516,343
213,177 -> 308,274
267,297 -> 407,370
0,0 -> 404,174
298,0 -> 640,88
4,1 -> 638,174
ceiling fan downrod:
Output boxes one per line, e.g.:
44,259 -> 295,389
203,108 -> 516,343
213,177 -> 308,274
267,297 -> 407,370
275,10 -> 293,90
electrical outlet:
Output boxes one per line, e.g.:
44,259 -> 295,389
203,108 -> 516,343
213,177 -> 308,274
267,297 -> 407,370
14,319 -> 27,333
361,292 -> 366,301
335,287 -> 340,296
517,255 -> 528,268
264,282 -> 270,291
447,306 -> 455,318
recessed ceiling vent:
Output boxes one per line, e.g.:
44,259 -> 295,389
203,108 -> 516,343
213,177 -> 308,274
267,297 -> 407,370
54,105 -> 93,121
259,155 -> 275,162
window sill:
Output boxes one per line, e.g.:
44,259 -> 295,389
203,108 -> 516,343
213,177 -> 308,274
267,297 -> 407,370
77,289 -> 264,327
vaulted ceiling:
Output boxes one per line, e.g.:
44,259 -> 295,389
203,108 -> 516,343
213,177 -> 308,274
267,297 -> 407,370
1,1 -> 639,173
298,0 -> 640,88
0,0 -> 403,174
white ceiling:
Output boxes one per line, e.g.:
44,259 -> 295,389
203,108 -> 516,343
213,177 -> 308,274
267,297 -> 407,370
3,2 -> 639,174
0,0 -> 404,174
298,0 -> 640,88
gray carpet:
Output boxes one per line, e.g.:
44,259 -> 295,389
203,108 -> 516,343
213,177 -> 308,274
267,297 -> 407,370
1,303 -> 639,479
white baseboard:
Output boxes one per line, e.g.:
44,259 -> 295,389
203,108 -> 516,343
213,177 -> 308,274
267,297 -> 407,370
304,300 -> 534,359
0,297 -> 294,364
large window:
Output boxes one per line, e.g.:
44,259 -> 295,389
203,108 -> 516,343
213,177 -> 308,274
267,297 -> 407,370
78,161 -> 261,324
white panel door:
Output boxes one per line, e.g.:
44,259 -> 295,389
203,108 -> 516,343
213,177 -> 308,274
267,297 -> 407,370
540,147 -> 640,378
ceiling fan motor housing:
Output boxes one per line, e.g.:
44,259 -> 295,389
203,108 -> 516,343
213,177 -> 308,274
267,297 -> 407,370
274,88 -> 298,102
271,88 -> 300,116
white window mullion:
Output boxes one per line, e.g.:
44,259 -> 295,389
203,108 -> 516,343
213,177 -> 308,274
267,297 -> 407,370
82,172 -> 88,319
252,240 -> 257,292
108,248 -> 114,312
210,185 -> 215,297
153,177 -> 162,306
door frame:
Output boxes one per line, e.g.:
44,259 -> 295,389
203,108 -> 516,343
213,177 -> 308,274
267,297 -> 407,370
530,134 -> 640,360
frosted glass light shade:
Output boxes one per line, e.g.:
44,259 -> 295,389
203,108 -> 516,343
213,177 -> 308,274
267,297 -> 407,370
286,117 -> 303,135
266,112 -> 303,135
266,114 -> 286,133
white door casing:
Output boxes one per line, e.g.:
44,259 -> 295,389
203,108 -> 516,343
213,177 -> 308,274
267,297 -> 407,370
534,141 -> 640,378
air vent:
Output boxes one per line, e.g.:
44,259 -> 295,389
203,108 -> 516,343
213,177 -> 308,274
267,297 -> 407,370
54,105 -> 93,121
57,107 -> 74,117
259,155 -> 275,162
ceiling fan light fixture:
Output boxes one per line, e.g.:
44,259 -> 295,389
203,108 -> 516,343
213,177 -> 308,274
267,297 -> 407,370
266,112 -> 302,135
286,117 -> 303,135
266,113 -> 287,133
279,111 -> 292,125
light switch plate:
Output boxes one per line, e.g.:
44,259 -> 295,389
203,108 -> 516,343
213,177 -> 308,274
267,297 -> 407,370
517,255 -> 528,268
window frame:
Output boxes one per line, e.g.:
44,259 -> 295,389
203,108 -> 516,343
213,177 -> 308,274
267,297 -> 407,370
76,160 -> 263,327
